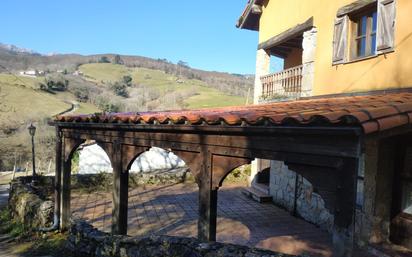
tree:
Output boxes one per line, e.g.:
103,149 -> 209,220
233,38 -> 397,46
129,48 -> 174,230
113,55 -> 123,65
110,82 -> 128,97
177,60 -> 189,68
122,75 -> 132,87
98,56 -> 110,63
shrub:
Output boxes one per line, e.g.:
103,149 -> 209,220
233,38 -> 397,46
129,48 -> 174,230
73,87 -> 89,102
110,82 -> 128,97
122,75 -> 132,87
98,56 -> 110,63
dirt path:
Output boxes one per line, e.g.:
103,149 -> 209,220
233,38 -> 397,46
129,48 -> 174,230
0,184 -> 8,209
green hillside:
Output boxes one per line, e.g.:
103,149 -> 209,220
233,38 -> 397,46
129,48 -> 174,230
79,63 -> 246,109
0,73 -> 99,171
0,58 -> 249,171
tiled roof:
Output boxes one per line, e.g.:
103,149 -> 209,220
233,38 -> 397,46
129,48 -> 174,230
55,92 -> 412,134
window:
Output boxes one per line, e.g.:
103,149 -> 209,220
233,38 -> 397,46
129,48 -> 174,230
352,10 -> 377,58
332,0 -> 396,65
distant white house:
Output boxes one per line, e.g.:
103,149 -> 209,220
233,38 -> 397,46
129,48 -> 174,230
72,70 -> 83,76
19,70 -> 44,77
78,143 -> 186,174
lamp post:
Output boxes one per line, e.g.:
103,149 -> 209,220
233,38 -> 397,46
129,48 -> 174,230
28,123 -> 37,185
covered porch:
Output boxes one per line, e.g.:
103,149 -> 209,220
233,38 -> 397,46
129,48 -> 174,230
255,17 -> 316,103
51,90 -> 412,257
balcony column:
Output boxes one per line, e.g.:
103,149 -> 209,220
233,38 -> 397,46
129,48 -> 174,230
250,49 -> 270,184
301,27 -> 317,97
253,49 -> 270,104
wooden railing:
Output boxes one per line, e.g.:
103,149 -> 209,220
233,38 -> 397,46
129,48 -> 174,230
260,64 -> 303,101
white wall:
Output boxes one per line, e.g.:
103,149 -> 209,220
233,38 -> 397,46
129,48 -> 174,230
78,144 -> 185,174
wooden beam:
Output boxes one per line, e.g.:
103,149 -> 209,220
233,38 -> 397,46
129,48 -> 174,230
270,49 -> 289,58
332,157 -> 358,257
211,155 -> 251,189
337,0 -> 376,17
274,45 -> 294,53
251,4 -> 262,14
61,149 -> 71,230
280,41 -> 303,48
54,128 -> 62,230
61,129 -> 361,158
258,17 -> 313,50
197,149 -> 217,242
111,141 -> 129,235
61,137 -> 82,230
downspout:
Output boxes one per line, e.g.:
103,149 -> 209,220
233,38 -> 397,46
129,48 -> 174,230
39,127 -> 62,232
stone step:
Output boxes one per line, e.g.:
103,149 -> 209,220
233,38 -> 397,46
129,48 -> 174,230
252,182 -> 270,195
241,187 -> 272,203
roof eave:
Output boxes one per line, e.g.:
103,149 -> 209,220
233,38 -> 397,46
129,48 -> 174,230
236,0 -> 263,31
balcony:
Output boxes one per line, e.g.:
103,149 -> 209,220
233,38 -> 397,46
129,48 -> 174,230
260,65 -> 303,102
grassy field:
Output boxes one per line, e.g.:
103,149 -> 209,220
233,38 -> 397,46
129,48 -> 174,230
0,74 -> 99,125
0,73 -> 100,171
79,63 -> 247,109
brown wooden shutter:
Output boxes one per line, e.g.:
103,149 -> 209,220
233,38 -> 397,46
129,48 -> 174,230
332,16 -> 348,64
377,0 -> 396,52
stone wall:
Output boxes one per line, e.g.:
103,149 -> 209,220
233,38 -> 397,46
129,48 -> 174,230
72,168 -> 190,192
269,161 -> 333,232
8,176 -> 54,229
67,219 -> 302,257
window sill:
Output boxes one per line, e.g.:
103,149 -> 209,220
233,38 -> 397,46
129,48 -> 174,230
346,54 -> 378,64
332,48 -> 394,66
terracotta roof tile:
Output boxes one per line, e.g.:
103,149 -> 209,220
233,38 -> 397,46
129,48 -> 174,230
55,92 -> 412,134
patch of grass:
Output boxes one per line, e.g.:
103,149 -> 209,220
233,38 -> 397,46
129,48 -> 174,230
73,102 -> 100,114
22,232 -> 71,257
0,78 -> 71,126
79,63 -> 129,84
0,208 -> 72,257
0,208 -> 26,238
223,164 -> 251,185
184,86 -> 246,109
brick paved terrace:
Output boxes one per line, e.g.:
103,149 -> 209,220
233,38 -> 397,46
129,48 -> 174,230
72,182 -> 334,257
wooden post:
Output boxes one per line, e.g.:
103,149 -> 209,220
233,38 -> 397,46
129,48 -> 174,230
61,136 -> 72,230
112,141 -> 129,235
197,150 -> 217,242
53,129 -> 63,230
332,157 -> 358,257
12,152 -> 17,180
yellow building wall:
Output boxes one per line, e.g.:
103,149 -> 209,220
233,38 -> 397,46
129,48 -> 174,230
259,0 -> 412,95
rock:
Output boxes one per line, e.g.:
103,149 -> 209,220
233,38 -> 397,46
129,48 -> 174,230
8,177 -> 54,229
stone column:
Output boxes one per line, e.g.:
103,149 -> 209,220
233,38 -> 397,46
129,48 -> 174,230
301,27 -> 317,97
253,49 -> 270,104
250,49 -> 270,183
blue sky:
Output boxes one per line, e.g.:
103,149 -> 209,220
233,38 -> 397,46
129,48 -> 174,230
1,1 -> 259,74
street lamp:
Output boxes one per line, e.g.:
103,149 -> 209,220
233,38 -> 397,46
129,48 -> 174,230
28,123 -> 37,185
